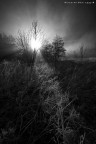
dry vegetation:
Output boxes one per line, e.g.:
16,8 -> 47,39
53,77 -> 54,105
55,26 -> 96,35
0,33 -> 96,144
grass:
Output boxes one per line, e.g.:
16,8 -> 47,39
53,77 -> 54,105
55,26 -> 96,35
0,32 -> 96,143
0,60 -> 42,143
0,53 -> 96,144
53,60 -> 96,143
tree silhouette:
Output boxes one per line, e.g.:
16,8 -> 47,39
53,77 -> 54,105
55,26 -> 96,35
41,36 -> 66,67
52,35 -> 66,61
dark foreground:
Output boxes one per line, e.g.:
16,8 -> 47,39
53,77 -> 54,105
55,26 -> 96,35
0,59 -> 96,144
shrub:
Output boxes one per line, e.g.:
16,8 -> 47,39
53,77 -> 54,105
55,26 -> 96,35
52,35 -> 66,61
41,36 -> 66,68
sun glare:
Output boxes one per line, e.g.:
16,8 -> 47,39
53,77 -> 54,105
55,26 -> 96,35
30,37 -> 42,50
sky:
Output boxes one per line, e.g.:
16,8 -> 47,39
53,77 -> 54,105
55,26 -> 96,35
0,0 -> 96,53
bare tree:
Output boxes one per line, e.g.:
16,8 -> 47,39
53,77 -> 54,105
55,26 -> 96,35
30,20 -> 44,43
79,45 -> 86,60
16,30 -> 30,51
16,20 -> 44,51
16,22 -> 40,65
15,20 -> 45,65
32,21 -> 38,40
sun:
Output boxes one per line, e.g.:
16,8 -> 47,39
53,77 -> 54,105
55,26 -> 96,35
30,37 -> 42,50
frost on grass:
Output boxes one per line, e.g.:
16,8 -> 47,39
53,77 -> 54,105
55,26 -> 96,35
35,62 -> 80,143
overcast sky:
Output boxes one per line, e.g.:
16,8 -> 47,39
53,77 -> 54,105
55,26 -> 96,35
0,0 -> 96,52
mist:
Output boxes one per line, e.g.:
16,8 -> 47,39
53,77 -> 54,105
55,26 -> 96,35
0,0 -> 96,54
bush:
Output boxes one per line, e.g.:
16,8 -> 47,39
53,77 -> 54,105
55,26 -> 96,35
41,36 -> 66,68
41,43 -> 55,64
52,35 -> 66,61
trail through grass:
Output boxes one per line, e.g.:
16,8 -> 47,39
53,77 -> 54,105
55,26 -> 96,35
0,56 -> 96,144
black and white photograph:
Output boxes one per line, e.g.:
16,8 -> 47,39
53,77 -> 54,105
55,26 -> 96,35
0,0 -> 96,143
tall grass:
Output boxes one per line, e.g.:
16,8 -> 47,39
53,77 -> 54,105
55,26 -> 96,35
0,60 -> 42,143
0,50 -> 96,144
53,60 -> 96,144
35,62 -> 81,144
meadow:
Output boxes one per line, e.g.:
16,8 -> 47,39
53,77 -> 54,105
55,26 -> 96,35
0,35 -> 96,144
